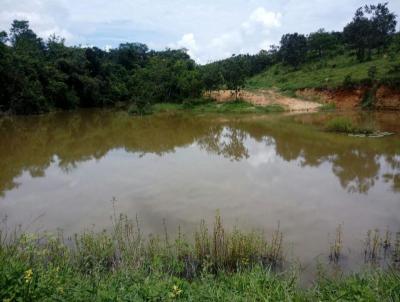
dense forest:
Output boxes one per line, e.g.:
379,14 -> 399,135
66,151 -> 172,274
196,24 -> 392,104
0,2 -> 398,115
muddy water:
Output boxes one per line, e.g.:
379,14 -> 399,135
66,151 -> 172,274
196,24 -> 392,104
0,110 -> 399,274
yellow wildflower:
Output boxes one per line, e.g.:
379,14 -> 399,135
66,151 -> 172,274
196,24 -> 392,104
169,285 -> 182,298
24,269 -> 33,284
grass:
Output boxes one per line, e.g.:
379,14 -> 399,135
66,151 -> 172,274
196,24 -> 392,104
151,99 -> 285,114
319,103 -> 336,112
325,117 -> 375,135
1,212 -> 400,301
246,52 -> 400,92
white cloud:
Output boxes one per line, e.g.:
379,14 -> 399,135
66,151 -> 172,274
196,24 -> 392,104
247,143 -> 276,167
0,3 -> 75,43
169,33 -> 199,61
178,33 -> 198,51
174,7 -> 281,63
249,7 -> 282,28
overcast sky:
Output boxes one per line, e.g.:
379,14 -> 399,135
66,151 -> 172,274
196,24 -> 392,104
1,0 -> 399,63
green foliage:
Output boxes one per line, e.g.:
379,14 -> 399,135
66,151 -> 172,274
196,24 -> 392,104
342,74 -> 355,89
0,218 -> 399,301
343,3 -> 397,61
307,29 -> 342,59
325,117 -> 355,133
325,117 -> 375,134
279,33 -> 308,68
0,21 -> 203,115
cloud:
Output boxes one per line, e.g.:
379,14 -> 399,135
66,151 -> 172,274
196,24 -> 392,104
173,7 -> 282,63
249,7 -> 282,28
169,33 -> 199,61
1,0 -> 399,63
0,2 -> 75,43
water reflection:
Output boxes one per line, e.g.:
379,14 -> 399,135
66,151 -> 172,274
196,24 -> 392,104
0,110 -> 399,196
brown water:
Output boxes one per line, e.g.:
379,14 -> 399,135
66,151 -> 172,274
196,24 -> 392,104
0,109 -> 399,274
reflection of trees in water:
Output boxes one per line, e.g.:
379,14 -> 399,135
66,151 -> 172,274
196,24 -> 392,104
0,112 -> 250,195
331,152 -> 380,194
383,155 -> 400,192
0,112 -> 399,196
242,119 -> 399,194
198,127 -> 249,161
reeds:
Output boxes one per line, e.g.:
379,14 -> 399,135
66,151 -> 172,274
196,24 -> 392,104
363,228 -> 400,268
0,211 -> 285,278
194,213 -> 283,274
329,224 -> 342,264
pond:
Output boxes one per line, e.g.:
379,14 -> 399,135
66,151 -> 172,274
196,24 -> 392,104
0,109 -> 399,275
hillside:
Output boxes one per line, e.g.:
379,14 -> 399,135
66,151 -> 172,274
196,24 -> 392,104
245,52 -> 400,109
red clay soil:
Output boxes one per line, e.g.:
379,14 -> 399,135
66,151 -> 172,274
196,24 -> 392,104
297,85 -> 400,110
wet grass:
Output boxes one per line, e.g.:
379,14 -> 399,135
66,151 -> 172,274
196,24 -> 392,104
1,213 -> 400,300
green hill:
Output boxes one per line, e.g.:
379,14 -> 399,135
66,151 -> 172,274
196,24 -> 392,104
246,52 -> 400,92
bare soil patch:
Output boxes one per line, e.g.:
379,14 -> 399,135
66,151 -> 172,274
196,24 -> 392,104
210,89 -> 322,112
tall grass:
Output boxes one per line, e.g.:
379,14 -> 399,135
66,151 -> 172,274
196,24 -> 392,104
325,117 -> 375,134
1,214 -> 400,301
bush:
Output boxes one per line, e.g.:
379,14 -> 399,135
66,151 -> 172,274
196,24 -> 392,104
342,74 -> 355,88
325,116 -> 375,134
325,117 -> 354,133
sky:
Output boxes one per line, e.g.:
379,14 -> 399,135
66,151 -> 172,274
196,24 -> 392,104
1,0 -> 399,63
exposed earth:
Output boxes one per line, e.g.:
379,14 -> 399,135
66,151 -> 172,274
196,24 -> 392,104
211,89 -> 322,112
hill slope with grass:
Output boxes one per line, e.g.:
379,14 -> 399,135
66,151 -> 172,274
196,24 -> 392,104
245,52 -> 400,110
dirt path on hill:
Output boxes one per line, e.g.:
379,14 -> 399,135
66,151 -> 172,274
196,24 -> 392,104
210,89 -> 322,112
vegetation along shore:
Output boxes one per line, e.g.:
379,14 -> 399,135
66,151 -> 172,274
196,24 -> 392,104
1,212 -> 400,301
0,3 -> 399,115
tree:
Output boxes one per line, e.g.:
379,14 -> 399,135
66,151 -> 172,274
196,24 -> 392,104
222,56 -> 246,100
201,64 -> 223,95
307,29 -> 339,59
112,43 -> 148,70
344,3 -> 397,61
0,31 -> 7,44
9,20 -> 44,54
279,33 -> 307,68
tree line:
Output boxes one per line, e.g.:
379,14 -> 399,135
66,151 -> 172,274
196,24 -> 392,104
0,3 -> 398,115
203,3 -> 398,93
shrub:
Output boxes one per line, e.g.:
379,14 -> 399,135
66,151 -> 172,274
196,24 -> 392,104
342,74 -> 355,88
325,117 -> 354,133
325,117 -> 375,134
